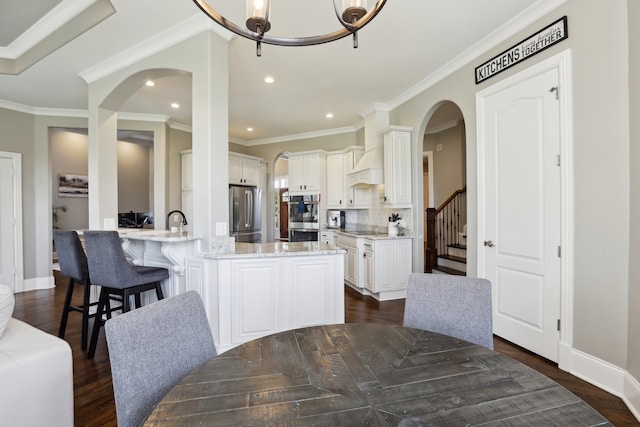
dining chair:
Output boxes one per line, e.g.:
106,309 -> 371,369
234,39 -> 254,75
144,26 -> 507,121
83,230 -> 169,359
53,230 -> 97,349
105,290 -> 217,427
403,273 -> 494,350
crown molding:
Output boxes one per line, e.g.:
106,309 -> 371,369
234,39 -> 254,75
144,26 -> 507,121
387,0 -> 568,110
424,119 -> 462,135
233,124 -> 362,147
0,0 -> 115,75
0,99 -> 34,115
168,121 -> 192,133
117,112 -> 169,122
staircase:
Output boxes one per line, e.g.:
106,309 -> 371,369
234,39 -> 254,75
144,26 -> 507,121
425,188 -> 466,275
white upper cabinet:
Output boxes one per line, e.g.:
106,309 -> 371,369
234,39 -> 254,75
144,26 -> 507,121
288,151 -> 326,194
326,153 -> 344,207
326,146 -> 368,209
229,154 -> 259,186
383,126 -> 412,208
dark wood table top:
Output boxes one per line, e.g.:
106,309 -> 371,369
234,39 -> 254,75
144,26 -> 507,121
144,323 -> 611,426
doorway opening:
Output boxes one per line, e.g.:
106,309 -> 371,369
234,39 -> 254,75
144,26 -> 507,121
422,102 -> 467,275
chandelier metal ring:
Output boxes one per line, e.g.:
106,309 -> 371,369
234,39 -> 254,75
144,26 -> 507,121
192,0 -> 387,51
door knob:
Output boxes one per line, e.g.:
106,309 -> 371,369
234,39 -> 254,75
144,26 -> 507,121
484,240 -> 495,247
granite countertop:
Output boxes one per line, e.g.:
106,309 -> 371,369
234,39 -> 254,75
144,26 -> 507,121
76,229 -> 200,242
120,229 -> 200,242
335,230 -> 413,240
205,241 -> 346,259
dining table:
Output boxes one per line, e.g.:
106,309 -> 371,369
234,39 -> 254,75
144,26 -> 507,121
143,323 -> 612,426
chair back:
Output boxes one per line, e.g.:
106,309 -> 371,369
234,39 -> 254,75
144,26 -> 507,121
83,230 -> 143,288
53,230 -> 89,281
105,291 -> 217,427
403,273 -> 494,350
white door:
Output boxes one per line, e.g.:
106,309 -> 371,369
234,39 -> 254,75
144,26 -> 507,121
479,67 -> 562,362
0,153 -> 22,292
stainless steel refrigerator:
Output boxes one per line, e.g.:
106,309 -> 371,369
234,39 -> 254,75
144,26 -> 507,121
229,185 -> 262,242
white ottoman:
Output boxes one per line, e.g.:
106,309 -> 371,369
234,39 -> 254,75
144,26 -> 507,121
0,318 -> 74,426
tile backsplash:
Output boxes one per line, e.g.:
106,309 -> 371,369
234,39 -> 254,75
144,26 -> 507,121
342,184 -> 413,235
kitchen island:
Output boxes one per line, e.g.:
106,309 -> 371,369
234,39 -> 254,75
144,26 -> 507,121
121,230 -> 200,300
186,241 -> 346,353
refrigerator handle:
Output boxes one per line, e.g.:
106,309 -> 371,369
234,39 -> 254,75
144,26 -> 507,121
247,190 -> 252,227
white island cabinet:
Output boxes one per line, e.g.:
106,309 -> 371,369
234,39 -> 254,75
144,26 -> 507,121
186,242 -> 345,353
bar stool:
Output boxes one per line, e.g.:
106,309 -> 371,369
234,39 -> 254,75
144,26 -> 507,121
84,230 -> 169,359
53,230 -> 97,350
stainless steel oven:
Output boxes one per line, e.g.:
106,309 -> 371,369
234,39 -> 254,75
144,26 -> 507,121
288,195 -> 320,242
289,229 -> 319,242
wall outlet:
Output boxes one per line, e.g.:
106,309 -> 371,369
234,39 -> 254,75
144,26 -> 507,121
215,222 -> 228,236
104,217 -> 116,229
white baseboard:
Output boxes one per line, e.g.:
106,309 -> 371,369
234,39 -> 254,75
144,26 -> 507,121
624,372 -> 640,421
560,341 -> 640,421
21,275 -> 55,292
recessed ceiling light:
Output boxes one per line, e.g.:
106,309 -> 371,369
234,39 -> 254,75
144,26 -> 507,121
145,80 -> 155,87
170,102 -> 180,109
247,127 -> 254,132
326,113 -> 334,119
264,76 -> 274,84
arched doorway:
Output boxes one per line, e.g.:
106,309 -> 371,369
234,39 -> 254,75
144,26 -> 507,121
422,101 -> 466,275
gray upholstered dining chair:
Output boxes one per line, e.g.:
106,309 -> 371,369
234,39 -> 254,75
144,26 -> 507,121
105,291 -> 217,427
403,273 -> 494,350
83,230 -> 169,359
53,229 -> 97,349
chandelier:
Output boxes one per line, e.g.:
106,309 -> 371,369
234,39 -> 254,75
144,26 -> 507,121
192,0 -> 387,56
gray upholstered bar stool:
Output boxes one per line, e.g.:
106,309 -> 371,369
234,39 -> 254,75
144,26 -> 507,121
52,230 -> 97,350
84,230 -> 169,359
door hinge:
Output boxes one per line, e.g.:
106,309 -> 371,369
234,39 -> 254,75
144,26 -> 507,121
556,154 -> 561,167
549,86 -> 559,100
557,246 -> 561,257
557,319 -> 561,331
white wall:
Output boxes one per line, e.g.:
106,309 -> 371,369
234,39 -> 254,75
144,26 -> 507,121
390,0 -> 631,371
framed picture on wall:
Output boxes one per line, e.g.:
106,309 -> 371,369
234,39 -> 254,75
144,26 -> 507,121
59,173 -> 89,197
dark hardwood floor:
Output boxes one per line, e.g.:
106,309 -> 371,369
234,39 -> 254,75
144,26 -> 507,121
11,271 -> 639,426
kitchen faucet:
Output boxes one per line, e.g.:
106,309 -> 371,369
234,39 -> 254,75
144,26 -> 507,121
166,210 -> 188,230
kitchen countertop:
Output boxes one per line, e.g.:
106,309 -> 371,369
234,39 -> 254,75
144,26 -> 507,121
333,229 -> 413,240
76,228 -> 200,242
204,241 -> 345,259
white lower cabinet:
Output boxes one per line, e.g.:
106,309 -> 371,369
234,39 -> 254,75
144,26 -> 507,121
337,234 -> 361,288
320,230 -> 337,246
197,253 -> 345,352
290,256 -> 342,327
230,259 -> 283,345
363,238 -> 412,298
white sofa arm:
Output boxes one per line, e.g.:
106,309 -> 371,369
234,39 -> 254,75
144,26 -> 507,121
0,318 -> 74,426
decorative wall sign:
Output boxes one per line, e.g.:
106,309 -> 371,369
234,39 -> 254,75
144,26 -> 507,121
59,173 -> 89,197
475,16 -> 568,84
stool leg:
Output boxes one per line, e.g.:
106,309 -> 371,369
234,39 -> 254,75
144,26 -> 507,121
58,278 -> 75,339
122,290 -> 131,312
87,288 -> 108,359
135,293 -> 142,309
155,282 -> 164,301
81,281 -> 92,350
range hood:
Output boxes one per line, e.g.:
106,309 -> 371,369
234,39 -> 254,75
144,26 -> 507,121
348,147 -> 383,188
348,109 -> 389,187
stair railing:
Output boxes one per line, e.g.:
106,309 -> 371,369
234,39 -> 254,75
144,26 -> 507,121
425,187 -> 466,272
